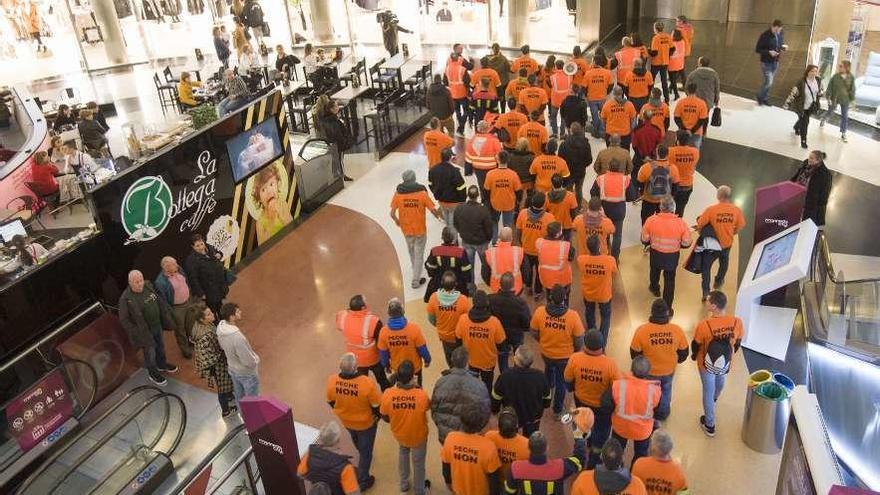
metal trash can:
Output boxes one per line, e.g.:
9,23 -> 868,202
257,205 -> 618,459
741,381 -> 791,454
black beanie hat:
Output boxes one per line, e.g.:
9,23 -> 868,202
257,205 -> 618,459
585,329 -> 604,351
650,298 -> 670,322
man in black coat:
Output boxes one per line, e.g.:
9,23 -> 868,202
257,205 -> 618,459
118,270 -> 178,385
185,234 -> 229,318
453,186 -> 494,284
755,19 -> 786,106
426,74 -> 456,136
560,85 -> 589,133
428,148 -> 466,229
488,273 -> 531,372
557,122 -> 593,208
492,345 -> 550,436
791,151 -> 832,226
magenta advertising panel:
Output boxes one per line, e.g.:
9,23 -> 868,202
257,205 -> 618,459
240,396 -> 305,495
754,181 -> 807,245
5,369 -> 74,452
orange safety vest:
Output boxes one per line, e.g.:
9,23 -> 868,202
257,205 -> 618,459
535,238 -> 572,288
486,241 -> 523,294
596,172 -> 630,203
643,213 -> 689,253
336,309 -> 380,367
611,375 -> 661,441
615,47 -> 640,82
445,62 -> 468,100
550,70 -> 572,108
465,133 -> 502,170
669,40 -> 686,72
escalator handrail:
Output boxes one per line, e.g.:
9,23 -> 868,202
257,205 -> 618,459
43,392 -> 187,495
819,232 -> 880,284
176,423 -> 248,493
14,385 -> 165,494
206,446 -> 256,495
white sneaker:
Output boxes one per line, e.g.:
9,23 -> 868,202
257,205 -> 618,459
841,133 -> 847,143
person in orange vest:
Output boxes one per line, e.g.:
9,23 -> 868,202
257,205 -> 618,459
531,284 -> 586,417
390,169 -> 443,289
529,140 -> 569,194
636,144 -> 680,224
630,299 -> 687,422
472,56 -> 503,98
571,438 -> 647,495
505,68 -> 531,106
639,88 -> 670,138
691,290 -> 744,437
631,429 -> 688,495
485,408 -> 530,476
511,44 -> 540,78
443,52 -> 472,136
600,86 -> 637,149
495,98 -> 529,151
485,150 -> 523,242
326,352 -> 382,490
673,83 -> 709,148
336,294 -> 390,390
486,227 -> 524,293
378,298 -> 432,384
549,59 -> 572,137
668,130 -> 699,217
517,110 -> 549,155
649,22 -> 674,103
589,160 -> 628,260
517,75 -> 549,125
601,355 -> 661,464
427,271 -> 472,366
470,78 -> 501,126
668,29 -> 687,100
573,196 -> 616,257
578,235 -> 617,341
535,222 -> 576,299
612,36 -> 643,86
466,120 -> 503,203
694,185 -> 745,299
622,58 -> 654,112
455,290 -> 507,392
516,192 -> 556,296
424,117 -> 455,168
584,55 -> 614,138
545,174 -> 578,240
640,196 -> 691,309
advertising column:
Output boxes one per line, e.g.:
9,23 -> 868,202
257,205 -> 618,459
754,182 -> 807,245
240,396 -> 305,495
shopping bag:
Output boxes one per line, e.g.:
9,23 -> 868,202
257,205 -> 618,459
684,246 -> 703,274
711,107 -> 722,127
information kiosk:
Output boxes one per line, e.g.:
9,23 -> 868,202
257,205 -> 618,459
736,219 -> 819,360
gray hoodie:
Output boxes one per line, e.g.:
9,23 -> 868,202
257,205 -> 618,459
686,67 -> 721,107
217,320 -> 260,376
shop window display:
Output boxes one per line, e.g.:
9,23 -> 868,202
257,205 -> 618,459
0,0 -> 85,82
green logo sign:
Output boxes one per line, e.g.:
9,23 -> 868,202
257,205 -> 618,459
120,176 -> 173,243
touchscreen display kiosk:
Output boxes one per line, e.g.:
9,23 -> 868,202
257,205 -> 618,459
754,229 -> 799,280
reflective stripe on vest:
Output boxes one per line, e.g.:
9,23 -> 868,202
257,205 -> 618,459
466,135 -> 499,169
598,173 -> 627,202
446,64 -> 466,99
650,236 -> 682,253
340,312 -> 378,350
487,244 -> 522,282
615,378 -> 657,421
536,238 -> 569,272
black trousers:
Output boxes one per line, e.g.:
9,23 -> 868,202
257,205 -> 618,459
668,70 -> 684,98
523,254 -> 542,294
441,340 -> 461,368
640,201 -> 660,225
650,64 -> 670,102
470,366 -> 494,394
604,133 -> 631,150
358,362 -> 390,390
795,108 -> 815,144
649,249 -> 680,308
673,187 -> 692,217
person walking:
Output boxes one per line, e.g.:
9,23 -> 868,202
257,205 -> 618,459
488,272 -> 531,371
640,88 -> 670,138
484,151 -> 523,243
573,196 -> 617,258
559,123 -> 594,206
154,256 -> 197,359
667,30 -> 686,100
535,222 -> 576,299
505,427 -> 589,495
564,329 -> 621,469
508,138 -> 536,210
424,117 -> 455,168
516,193 -> 556,297
378,298 -> 432,384
603,356 -> 661,464
217,302 -> 260,404
465,121 -> 503,203
601,87 -> 638,149
391,170 -> 442,289
470,79 -> 501,125
472,56 -> 503,99
623,59 -> 654,112
630,299 -> 688,423
326,353 -> 381,491
560,86 -> 589,134
191,302 -> 236,417
676,15 -> 695,62
512,45 -> 540,78
578,235 -> 617,342
791,150 -> 832,227
632,429 -> 688,495
454,185 -> 495,283
636,145 -> 680,224
441,404 -> 502,495
431,346 -> 491,445
506,71 -> 532,108
784,65 -> 823,149
119,270 -> 178,386
427,271 -> 472,366
487,43 -> 512,96
517,78 -> 549,127
518,110 -> 550,155
316,100 -> 355,181
649,22 -> 673,103
571,439 -> 647,495
336,294 -> 390,390
822,60 -> 855,142
755,19 -> 786,106
380,360 -> 432,495
444,52 -> 472,137
674,83 -> 709,148
495,99 -> 529,151
691,291 -> 744,437
585,56 -> 614,138
668,130 -> 700,217
455,290 -> 506,392
694,185 -> 745,298
427,74 -> 456,136
632,111 -> 664,176
641,196 -> 691,310
492,346 -> 550,436
213,26 -> 231,69
531,284 -> 586,418
589,162 -> 628,260
529,140 -> 569,194
593,135 -> 633,176
486,228 -> 525,295
428,148 -> 467,230
549,60 -> 573,137
185,234 -> 230,318
685,57 -> 721,131
424,228 -> 472,301
485,408 -> 530,476
298,422 -> 361,495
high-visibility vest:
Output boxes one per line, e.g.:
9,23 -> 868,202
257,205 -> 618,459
550,70 -> 572,107
669,40 -> 686,72
535,238 -> 572,288
336,309 -> 380,367
445,62 -> 468,100
597,172 -> 630,203
643,213 -> 689,253
615,47 -> 641,82
486,241 -> 523,294
465,133 -> 502,170
611,375 -> 661,441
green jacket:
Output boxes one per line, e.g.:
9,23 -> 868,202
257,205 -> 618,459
826,73 -> 855,105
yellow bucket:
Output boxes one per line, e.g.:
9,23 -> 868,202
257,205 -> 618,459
748,370 -> 772,388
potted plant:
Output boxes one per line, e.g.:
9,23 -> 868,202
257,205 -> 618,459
190,104 -> 218,130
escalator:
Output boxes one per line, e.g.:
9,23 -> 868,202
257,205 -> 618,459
175,424 -> 262,495
16,385 -> 187,495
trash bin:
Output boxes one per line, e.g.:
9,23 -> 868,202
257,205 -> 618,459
741,381 -> 791,454
748,370 -> 772,388
772,372 -> 795,395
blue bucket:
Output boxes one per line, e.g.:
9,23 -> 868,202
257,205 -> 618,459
772,372 -> 795,397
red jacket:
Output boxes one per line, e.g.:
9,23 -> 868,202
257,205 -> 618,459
631,122 -> 662,159
30,161 -> 59,195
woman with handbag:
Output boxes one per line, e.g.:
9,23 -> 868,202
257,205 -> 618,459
191,303 -> 237,418
791,150 -> 832,227
784,65 -> 822,149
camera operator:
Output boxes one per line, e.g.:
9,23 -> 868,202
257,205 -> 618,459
378,10 -> 412,58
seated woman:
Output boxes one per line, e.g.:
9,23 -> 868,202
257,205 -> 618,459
63,140 -> 112,184
29,150 -> 59,196
53,104 -> 77,131
10,234 -> 48,268
77,109 -> 109,153
178,71 -> 204,108
85,101 -> 108,130
48,135 -> 66,164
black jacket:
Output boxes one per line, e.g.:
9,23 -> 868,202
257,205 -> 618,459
78,119 -> 107,149
557,133 -> 592,181
118,282 -> 175,349
488,290 -> 531,345
318,114 -> 352,152
491,366 -> 551,422
185,245 -> 229,303
508,149 -> 536,184
755,28 -> 784,65
428,161 -> 466,204
791,160 -> 832,226
560,94 -> 588,128
426,82 -> 455,120
453,200 -> 494,245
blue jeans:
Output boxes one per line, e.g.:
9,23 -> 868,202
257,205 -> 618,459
462,242 -> 489,283
490,208 -> 515,244
757,61 -> 778,103
229,371 -> 260,404
648,374 -> 673,421
549,105 -> 561,135
588,100 -> 604,136
584,300 -> 612,346
453,98 -> 469,133
148,327 -> 169,370
700,247 -> 729,297
543,357 -> 569,414
217,96 -> 247,116
399,441 -> 427,495
612,431 -> 649,466
347,422 -> 378,485
828,101 -> 850,134
692,134 -> 703,149
699,370 -> 727,427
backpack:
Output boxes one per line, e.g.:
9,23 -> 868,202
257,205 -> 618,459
704,322 -> 732,375
647,162 -> 671,199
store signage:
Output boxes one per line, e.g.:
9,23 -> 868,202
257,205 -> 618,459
240,396 -> 305,495
5,369 -> 74,452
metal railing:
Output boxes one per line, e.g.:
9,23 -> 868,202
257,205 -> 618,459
205,446 -> 260,495
176,424 -> 249,493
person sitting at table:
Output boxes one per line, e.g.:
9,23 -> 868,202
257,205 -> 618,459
49,135 -> 66,164
178,71 -> 204,108
85,101 -> 109,130
62,140 -> 100,175
274,44 -> 300,79
77,109 -> 109,154
29,151 -> 59,196
217,69 -> 252,117
10,235 -> 48,268
53,104 -> 77,131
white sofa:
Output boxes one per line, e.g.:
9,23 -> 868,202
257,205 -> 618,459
855,51 -> 880,110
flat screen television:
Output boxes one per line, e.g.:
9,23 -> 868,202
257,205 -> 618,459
0,218 -> 27,243
226,116 -> 284,182
754,228 -> 799,280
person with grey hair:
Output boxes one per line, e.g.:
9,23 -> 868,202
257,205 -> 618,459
119,270 -> 178,386
641,193 -> 691,310
378,298 -> 432,385
453,185 -> 494,283
602,356 -> 662,465
391,169 -> 442,289
492,345 -> 550,436
465,119 -> 503,204
298,421 -> 362,495
694,185 -> 745,300
326,353 -> 381,491
600,86 -> 637,150
632,429 -> 689,494
431,346 -> 490,444
154,256 -> 197,358
217,68 -> 252,116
